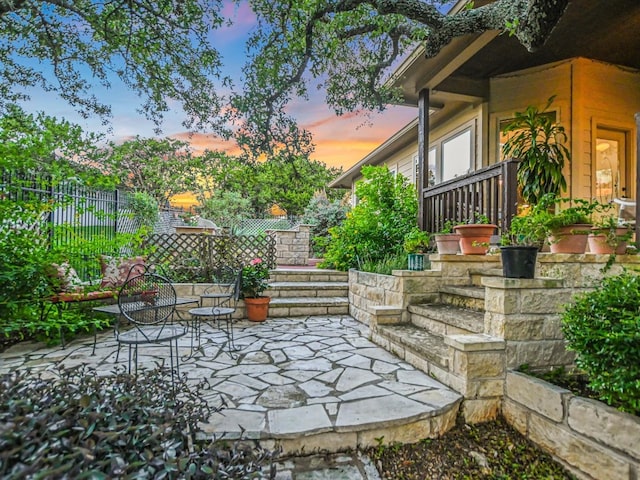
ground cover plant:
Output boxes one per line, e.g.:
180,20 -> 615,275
0,366 -> 277,479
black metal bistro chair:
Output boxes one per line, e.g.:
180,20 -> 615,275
189,268 -> 242,355
116,266 -> 186,382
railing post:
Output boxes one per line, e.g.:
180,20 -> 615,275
502,160 -> 519,233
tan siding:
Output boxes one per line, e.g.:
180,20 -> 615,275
488,60 -> 573,169
572,58 -> 640,199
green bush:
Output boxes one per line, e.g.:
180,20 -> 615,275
302,194 -> 349,258
561,272 -> 640,415
0,366 -> 278,478
321,166 -> 418,271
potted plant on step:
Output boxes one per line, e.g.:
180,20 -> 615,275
501,96 -> 569,206
540,194 -> 598,254
587,212 -> 632,255
433,221 -> 461,255
453,214 -> 498,255
499,208 -> 547,278
403,228 -> 431,271
241,258 -> 271,322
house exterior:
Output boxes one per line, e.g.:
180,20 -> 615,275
330,0 -> 640,233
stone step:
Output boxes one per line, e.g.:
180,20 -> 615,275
268,296 -> 349,317
408,303 -> 484,335
439,285 -> 485,311
266,281 -> 349,298
375,324 -> 449,371
469,268 -> 503,286
270,268 -> 348,283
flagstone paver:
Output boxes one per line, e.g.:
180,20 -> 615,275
0,315 -> 462,455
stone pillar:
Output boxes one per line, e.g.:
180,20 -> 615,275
482,277 -> 577,370
444,334 -> 506,423
268,225 -> 311,266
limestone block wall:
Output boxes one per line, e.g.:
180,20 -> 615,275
348,269 -> 441,326
482,277 -> 579,370
537,253 -> 640,287
504,371 -> 640,480
267,225 -> 311,266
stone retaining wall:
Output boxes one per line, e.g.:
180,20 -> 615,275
348,269 -> 440,326
504,371 -> 640,480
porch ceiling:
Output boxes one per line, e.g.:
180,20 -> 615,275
396,0 -> 640,106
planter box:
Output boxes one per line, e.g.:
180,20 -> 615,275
504,370 -> 640,480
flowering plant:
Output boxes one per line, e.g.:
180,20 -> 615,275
241,258 -> 270,298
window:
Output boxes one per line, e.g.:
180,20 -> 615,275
428,122 -> 475,184
442,129 -> 472,181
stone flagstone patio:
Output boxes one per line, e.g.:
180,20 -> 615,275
0,315 -> 462,454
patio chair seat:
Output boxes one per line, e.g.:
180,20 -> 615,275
116,325 -> 186,345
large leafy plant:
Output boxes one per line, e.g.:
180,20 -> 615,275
321,166 -> 418,271
501,97 -> 569,205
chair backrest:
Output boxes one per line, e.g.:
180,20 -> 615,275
613,198 -> 636,226
118,266 -> 177,326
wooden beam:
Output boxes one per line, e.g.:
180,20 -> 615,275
418,89 -> 430,231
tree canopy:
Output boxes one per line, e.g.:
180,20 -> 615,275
235,0 -> 569,154
0,0 -> 229,134
1,0 -> 570,155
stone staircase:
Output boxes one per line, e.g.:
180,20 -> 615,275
265,268 -> 349,317
373,268 -> 502,380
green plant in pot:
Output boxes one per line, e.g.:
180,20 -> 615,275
501,96 -> 569,205
499,212 -> 547,278
403,228 -> 431,271
588,211 -> 632,255
453,214 -> 498,255
539,194 -> 599,254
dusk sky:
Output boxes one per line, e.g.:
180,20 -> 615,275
24,1 -> 418,172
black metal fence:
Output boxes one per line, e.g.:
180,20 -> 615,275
2,171 -> 278,282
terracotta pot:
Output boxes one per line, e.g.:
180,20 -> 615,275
453,224 -> 497,255
244,296 -> 270,322
434,233 -> 461,254
587,230 -> 628,255
548,224 -> 591,254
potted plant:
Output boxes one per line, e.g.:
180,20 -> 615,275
433,221 -> 460,255
453,214 -> 498,255
403,229 -> 431,271
241,257 -> 271,322
587,213 -> 632,255
540,194 -> 598,254
501,96 -> 569,206
499,209 -> 547,278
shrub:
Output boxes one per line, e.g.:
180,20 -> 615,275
0,366 -> 278,478
321,166 -> 418,271
561,272 -> 640,415
302,193 -> 349,257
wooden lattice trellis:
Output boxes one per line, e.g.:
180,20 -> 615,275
145,233 -> 276,282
